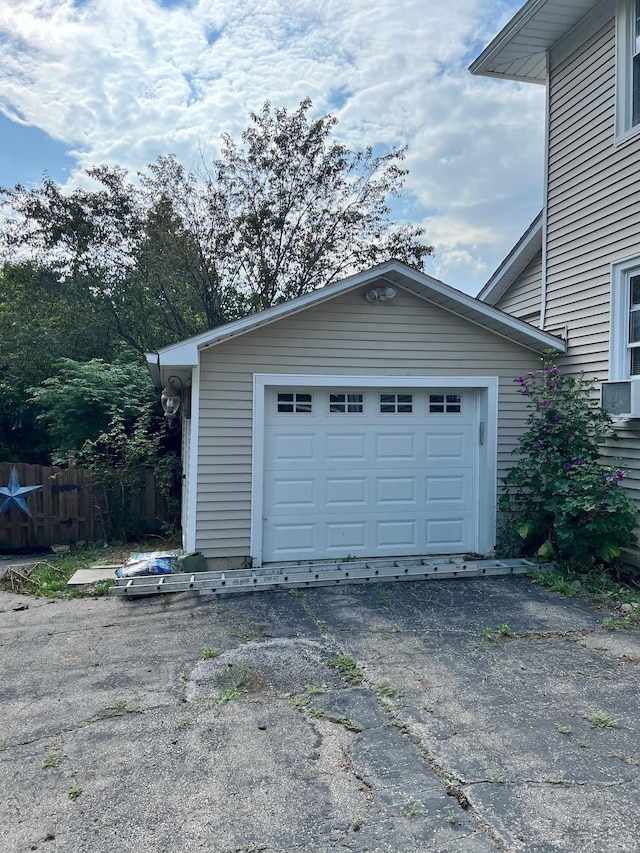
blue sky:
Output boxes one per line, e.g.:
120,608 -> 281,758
0,0 -> 544,294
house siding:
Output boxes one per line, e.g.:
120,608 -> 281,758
545,16 -> 640,532
195,287 -> 542,561
546,18 -> 640,377
494,249 -> 544,325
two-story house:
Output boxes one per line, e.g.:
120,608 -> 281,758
471,0 -> 640,560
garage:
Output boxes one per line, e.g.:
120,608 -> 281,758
261,383 -> 479,563
147,260 -> 566,569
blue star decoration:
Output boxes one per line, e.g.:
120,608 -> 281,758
0,467 -> 42,517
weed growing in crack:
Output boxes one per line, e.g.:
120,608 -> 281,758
375,683 -> 396,697
555,724 -> 572,735
43,738 -> 65,769
350,816 -> 363,831
218,667 -> 248,704
612,750 -> 640,766
68,784 -> 82,801
377,625 -> 402,639
108,694 -> 144,714
588,709 -> 616,728
328,654 -> 363,684
542,772 -> 567,785
200,647 -> 219,660
402,799 -> 418,818
481,624 -> 512,642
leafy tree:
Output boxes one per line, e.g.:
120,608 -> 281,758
30,358 -> 181,537
500,357 -> 636,568
205,98 -> 432,311
1,99 -> 431,353
29,358 -> 159,459
0,263 -> 117,462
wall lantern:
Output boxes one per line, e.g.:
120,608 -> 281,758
365,285 -> 397,302
160,376 -> 183,419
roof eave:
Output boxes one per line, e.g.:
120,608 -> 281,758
478,212 -> 544,305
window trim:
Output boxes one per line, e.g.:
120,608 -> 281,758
610,255 -> 640,379
615,0 -> 640,143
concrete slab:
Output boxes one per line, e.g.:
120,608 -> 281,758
67,568 -> 119,586
0,576 -> 638,852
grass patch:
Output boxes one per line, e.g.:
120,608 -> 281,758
43,738 -> 65,769
218,667 -> 248,704
68,784 -> 82,801
0,540 -> 173,598
200,647 -> 219,660
529,565 -> 640,615
587,709 -> 616,729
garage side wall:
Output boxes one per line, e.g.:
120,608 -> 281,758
195,287 -> 542,562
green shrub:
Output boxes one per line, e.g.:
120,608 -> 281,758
500,356 -> 637,568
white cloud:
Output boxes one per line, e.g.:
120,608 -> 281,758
0,0 -> 544,292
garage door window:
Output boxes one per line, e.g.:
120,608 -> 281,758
277,392 -> 313,413
429,393 -> 461,414
379,393 -> 413,413
329,392 -> 364,413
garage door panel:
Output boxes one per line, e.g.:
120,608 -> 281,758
326,521 -> 367,550
269,478 -> 316,508
425,428 -> 475,464
375,519 -> 418,548
425,516 -> 473,549
270,432 -> 317,461
325,433 -> 367,461
375,432 -> 417,461
425,474 -> 472,505
376,477 -> 417,505
265,522 -> 318,557
326,477 -> 367,506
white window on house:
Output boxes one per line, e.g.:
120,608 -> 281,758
379,393 -> 413,414
277,392 -> 312,413
329,393 -> 364,413
616,0 -> 640,139
629,274 -> 640,374
610,257 -> 640,379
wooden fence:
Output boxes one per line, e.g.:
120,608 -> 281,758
0,462 -> 177,550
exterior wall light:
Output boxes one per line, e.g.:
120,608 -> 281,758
365,286 -> 397,302
160,376 -> 183,419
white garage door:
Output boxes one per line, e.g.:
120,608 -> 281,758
262,386 -> 478,562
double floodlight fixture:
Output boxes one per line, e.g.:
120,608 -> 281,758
365,285 -> 397,302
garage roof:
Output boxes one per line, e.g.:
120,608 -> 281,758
469,0 -> 604,82
146,260 -> 565,382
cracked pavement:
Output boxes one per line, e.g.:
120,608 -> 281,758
1,576 -> 639,852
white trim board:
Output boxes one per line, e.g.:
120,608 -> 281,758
250,374 -> 499,567
184,365 -> 200,553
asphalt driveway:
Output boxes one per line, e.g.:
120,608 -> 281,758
1,576 -> 638,853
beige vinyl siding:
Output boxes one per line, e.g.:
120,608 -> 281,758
195,287 -> 541,560
546,18 -> 640,379
546,15 -> 640,550
494,249 -> 543,325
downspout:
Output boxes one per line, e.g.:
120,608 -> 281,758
539,52 -> 551,330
